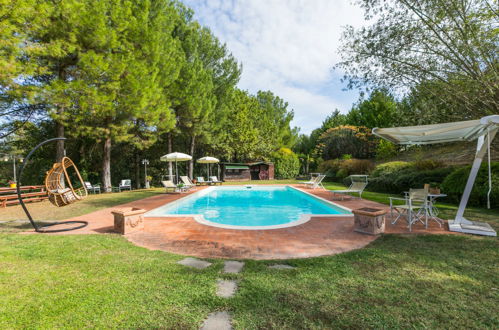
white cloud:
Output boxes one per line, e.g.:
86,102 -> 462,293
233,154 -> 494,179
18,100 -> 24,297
184,0 -> 366,134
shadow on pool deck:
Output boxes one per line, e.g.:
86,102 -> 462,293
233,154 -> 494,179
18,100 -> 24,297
28,185 -> 453,259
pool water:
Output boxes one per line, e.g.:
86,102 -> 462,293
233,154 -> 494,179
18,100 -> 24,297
146,186 -> 351,228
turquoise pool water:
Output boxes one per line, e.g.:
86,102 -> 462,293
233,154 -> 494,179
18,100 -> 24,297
146,186 -> 351,228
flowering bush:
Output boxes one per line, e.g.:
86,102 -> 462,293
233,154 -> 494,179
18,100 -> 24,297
315,125 -> 377,160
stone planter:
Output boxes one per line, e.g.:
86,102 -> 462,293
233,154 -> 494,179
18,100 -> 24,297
352,207 -> 386,235
112,207 -> 146,235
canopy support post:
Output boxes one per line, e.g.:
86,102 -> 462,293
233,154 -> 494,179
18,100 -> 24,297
449,128 -> 497,236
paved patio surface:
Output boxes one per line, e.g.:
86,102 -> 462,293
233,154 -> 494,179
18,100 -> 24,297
37,185 -> 451,259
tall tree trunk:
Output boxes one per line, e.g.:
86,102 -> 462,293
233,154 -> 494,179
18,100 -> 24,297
167,133 -> 173,180
135,152 -> 141,189
55,113 -> 65,162
55,66 -> 67,162
102,137 -> 112,192
188,134 -> 195,179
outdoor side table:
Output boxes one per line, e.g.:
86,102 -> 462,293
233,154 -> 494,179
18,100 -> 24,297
112,207 -> 146,235
352,207 -> 387,235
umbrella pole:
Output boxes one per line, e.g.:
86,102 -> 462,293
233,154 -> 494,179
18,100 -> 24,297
175,161 -> 178,184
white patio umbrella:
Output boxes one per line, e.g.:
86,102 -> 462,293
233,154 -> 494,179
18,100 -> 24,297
160,152 -> 192,184
197,156 -> 219,178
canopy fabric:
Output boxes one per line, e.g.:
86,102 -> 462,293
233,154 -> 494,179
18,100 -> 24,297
226,165 -> 249,170
160,152 -> 192,162
372,115 -> 499,145
197,156 -> 219,164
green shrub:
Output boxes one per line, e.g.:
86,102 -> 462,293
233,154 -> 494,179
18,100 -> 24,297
336,168 -> 348,180
368,161 -> 453,194
318,159 -> 341,178
441,162 -> 499,208
272,148 -> 300,179
341,159 -> 375,175
392,167 -> 455,191
375,139 -> 398,160
318,158 -> 374,180
371,161 -> 413,177
316,125 -> 377,160
413,159 -> 445,171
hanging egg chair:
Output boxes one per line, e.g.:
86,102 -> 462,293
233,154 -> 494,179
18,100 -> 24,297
16,138 -> 88,233
45,157 -> 88,207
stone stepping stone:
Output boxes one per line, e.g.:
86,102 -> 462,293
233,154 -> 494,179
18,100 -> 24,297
200,311 -> 232,330
216,279 -> 238,298
178,257 -> 212,269
223,261 -> 244,274
268,264 -> 296,270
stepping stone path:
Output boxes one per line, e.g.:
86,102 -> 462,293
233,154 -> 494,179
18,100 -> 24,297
201,311 -> 232,330
198,261 -> 245,329
223,260 -> 244,273
268,264 -> 296,270
177,257 -> 212,269
178,259 -> 299,329
216,280 -> 238,298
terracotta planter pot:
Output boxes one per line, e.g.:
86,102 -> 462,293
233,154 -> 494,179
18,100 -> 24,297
352,207 -> 387,235
111,207 -> 146,235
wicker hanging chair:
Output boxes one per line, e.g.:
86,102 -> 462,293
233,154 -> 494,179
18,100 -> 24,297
45,157 -> 88,207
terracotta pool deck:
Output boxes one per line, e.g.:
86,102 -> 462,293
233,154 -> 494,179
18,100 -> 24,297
49,185 -> 452,259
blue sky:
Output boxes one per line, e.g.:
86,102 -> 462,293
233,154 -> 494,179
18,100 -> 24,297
183,0 -> 367,134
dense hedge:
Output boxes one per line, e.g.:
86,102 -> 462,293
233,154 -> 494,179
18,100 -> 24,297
441,162 -> 499,208
320,158 -> 498,209
368,167 -> 455,194
365,160 -> 455,195
272,148 -> 300,179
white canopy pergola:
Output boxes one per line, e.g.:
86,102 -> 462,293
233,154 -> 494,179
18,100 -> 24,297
373,115 -> 499,237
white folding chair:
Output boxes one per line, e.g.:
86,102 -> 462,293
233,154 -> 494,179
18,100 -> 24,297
389,188 -> 429,231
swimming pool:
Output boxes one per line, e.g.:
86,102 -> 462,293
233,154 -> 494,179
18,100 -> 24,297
145,186 -> 352,230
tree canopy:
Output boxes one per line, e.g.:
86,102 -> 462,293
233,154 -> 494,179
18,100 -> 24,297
337,0 -> 498,121
0,0 -> 297,186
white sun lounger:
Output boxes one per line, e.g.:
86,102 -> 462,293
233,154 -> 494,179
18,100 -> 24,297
196,177 -> 212,185
161,180 -> 177,193
180,176 -> 196,189
301,174 -> 326,189
209,176 -> 223,185
331,175 -> 368,200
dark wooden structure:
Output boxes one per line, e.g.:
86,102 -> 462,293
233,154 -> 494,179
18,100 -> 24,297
221,161 -> 274,182
221,163 -> 251,181
248,161 -> 274,180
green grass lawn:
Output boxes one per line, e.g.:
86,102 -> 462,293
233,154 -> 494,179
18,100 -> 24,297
0,233 -> 497,328
1,180 -> 498,328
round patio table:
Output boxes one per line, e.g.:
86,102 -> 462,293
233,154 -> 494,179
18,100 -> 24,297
403,192 -> 447,227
